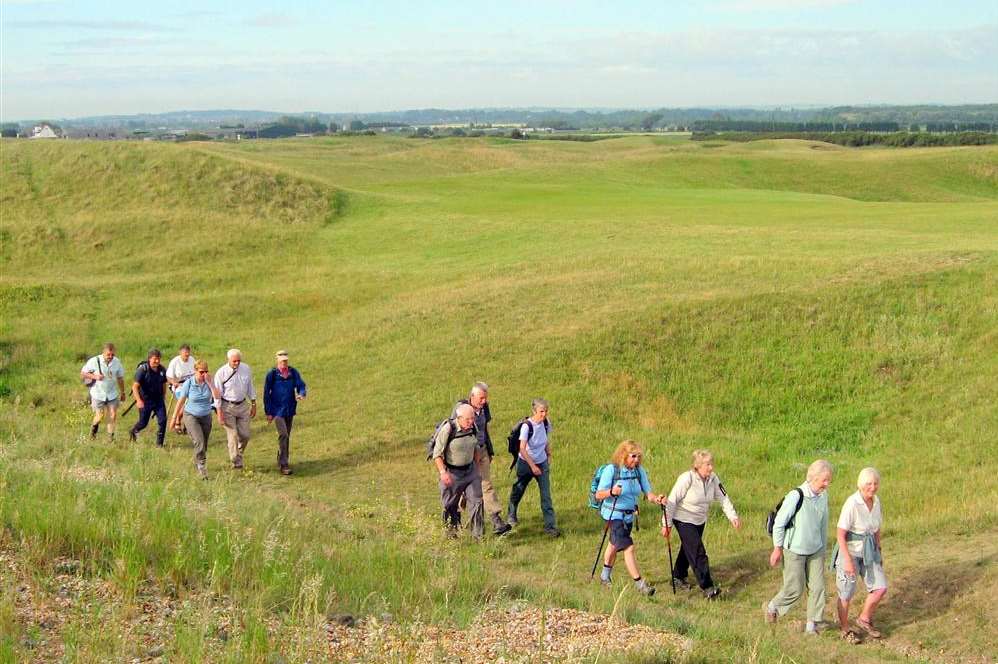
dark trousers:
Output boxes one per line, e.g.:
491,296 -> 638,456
507,459 -> 556,530
274,415 -> 294,467
673,519 -> 714,589
132,401 -> 167,445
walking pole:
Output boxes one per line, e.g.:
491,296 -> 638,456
663,506 -> 676,594
590,488 -> 621,580
120,399 -> 137,417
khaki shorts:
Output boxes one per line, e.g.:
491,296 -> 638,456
91,396 -> 120,411
836,556 -> 887,600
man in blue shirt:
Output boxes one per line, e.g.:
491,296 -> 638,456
263,350 -> 307,475
129,348 -> 168,447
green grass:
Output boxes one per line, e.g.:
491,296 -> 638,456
1,135 -> 996,662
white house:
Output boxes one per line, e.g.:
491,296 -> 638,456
30,124 -> 60,139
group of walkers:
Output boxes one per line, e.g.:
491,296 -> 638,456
80,342 -> 307,478
82,345 -> 887,644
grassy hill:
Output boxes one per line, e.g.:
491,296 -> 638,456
1,135 -> 996,663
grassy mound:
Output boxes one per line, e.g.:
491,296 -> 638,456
1,136 -> 996,662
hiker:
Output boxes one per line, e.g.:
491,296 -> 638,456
833,467 -> 887,645
661,449 -> 741,600
129,348 -> 169,447
765,459 -> 833,635
593,440 -> 665,596
263,350 -> 307,476
170,358 -> 220,479
453,382 -> 511,536
166,344 -> 196,393
506,398 -> 560,537
80,342 -> 126,441
213,348 -> 256,470
431,403 -> 484,539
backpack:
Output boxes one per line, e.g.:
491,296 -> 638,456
82,355 -> 104,387
506,417 -> 550,469
588,464 -> 621,510
765,488 -> 805,535
425,418 -> 457,461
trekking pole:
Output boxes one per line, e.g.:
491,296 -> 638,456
589,489 -> 621,580
663,506 -> 676,594
120,399 -> 137,417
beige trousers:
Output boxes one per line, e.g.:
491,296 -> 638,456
220,400 -> 251,463
477,448 -> 503,517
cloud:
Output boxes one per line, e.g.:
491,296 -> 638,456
7,19 -> 177,32
717,0 -> 858,9
242,13 -> 298,28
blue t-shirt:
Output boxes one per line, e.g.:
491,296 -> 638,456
177,378 -> 214,417
518,419 -> 550,464
598,465 -> 652,523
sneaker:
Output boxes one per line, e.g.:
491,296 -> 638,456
543,527 -> 561,538
128,430 -> 137,443
764,602 -> 778,624
90,424 -> 99,439
703,586 -> 722,601
673,578 -> 693,591
600,576 -> 612,587
634,579 -> 656,596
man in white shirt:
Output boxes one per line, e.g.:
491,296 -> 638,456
166,344 -> 196,393
80,342 -> 126,441
213,348 -> 257,469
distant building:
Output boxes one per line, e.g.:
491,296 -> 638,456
30,124 -> 60,139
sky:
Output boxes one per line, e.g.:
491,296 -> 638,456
2,0 -> 996,120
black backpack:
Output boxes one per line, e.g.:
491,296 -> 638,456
765,488 -> 805,535
506,417 -> 550,470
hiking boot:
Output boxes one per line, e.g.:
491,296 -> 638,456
634,578 -> 656,596
196,464 -> 208,480
232,459 -> 244,470
543,527 -> 561,538
703,586 -> 722,601
90,424 -> 99,439
764,603 -> 778,624
128,429 -> 137,443
490,513 -> 511,536
280,466 -> 292,476
673,577 -> 693,591
506,514 -> 518,527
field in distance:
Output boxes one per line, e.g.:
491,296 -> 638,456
1,135 -> 996,663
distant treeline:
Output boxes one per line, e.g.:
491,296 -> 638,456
22,103 -> 998,134
692,131 -> 998,147
692,120 -> 997,133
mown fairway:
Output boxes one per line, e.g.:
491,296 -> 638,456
1,135 -> 996,663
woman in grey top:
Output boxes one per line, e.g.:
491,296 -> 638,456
765,459 -> 833,636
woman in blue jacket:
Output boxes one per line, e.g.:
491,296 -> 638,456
593,440 -> 665,596
263,350 -> 307,475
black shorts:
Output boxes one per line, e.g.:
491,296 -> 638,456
609,519 -> 634,550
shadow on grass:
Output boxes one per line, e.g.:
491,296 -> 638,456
879,553 -> 995,634
276,436 -> 419,478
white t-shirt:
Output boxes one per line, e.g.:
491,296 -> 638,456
837,492 -> 882,557
166,355 -> 196,385
81,355 -> 125,401
518,419 -> 550,464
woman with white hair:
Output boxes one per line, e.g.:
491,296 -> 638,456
765,459 -> 833,635
833,467 -> 887,644
660,449 -> 741,600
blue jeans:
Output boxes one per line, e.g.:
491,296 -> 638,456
132,401 -> 167,445
507,459 -> 556,529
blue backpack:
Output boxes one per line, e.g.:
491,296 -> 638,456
588,464 -> 621,510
